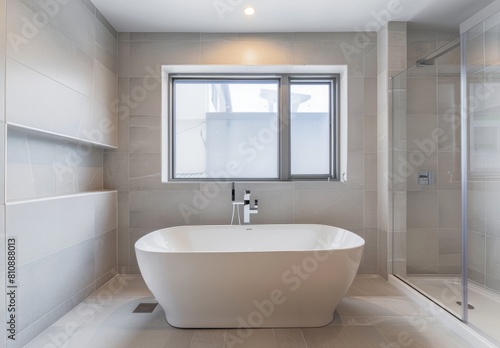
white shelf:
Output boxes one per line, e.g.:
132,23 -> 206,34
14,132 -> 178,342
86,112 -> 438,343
7,123 -> 117,150
6,190 -> 117,206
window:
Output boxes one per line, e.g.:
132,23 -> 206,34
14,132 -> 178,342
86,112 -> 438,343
166,73 -> 339,181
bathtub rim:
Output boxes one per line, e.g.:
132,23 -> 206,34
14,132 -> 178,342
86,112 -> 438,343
134,223 -> 365,254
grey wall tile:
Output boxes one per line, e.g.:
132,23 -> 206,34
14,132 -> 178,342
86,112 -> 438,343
126,81 -> 162,116
348,115 -> 364,152
468,230 -> 485,273
485,275 -> 500,293
129,41 -> 201,77
129,153 -> 162,190
364,153 -> 377,191
93,61 -> 117,108
406,114 -> 438,152
130,190 -> 200,228
364,114 -> 377,153
84,101 -> 118,147
362,228 -> 378,269
116,29 -> 383,275
294,190 -> 363,229
347,152 -> 364,190
438,190 -> 461,229
7,129 -> 104,200
117,42 -> 130,77
363,43 -> 377,77
94,229 -> 117,280
348,77 -> 364,116
95,17 -> 117,74
104,152 -> 129,191
15,283 -> 95,347
94,191 -> 118,235
485,235 -> 500,279
407,191 -> 439,228
468,266 -> 485,286
202,39 -> 294,65
7,195 -> 94,267
17,240 -> 94,332
406,77 -> 437,115
7,0 -> 94,97
364,78 -> 377,115
16,0 -> 96,56
437,152 -> 461,190
407,228 -> 439,274
54,142 -> 103,196
4,0 -> 118,343
364,191 -> 378,229
7,58 -> 91,138
129,115 -> 161,153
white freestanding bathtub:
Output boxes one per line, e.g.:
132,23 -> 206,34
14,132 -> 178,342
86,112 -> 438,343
135,224 -> 364,328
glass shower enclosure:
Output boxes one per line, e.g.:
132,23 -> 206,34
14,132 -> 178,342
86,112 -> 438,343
392,14 -> 500,345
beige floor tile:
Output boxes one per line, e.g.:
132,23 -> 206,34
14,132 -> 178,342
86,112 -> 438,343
346,275 -> 403,296
224,329 -> 275,348
25,275 -> 483,348
274,329 -> 307,348
337,296 -> 431,318
143,327 -> 194,348
375,325 -> 473,348
302,326 -> 391,348
191,330 -> 225,348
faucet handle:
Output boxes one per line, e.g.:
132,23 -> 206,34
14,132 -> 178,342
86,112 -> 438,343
231,182 -> 235,202
254,199 -> 258,208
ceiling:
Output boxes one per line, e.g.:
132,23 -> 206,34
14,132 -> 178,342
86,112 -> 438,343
90,0 -> 495,33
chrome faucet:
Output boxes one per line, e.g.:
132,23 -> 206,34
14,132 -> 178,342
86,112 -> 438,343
243,190 -> 258,224
230,183 -> 258,225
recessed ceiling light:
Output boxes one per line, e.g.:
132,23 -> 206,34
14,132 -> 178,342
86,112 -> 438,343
244,7 -> 255,16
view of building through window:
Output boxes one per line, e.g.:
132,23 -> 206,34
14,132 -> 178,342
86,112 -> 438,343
172,77 -> 335,180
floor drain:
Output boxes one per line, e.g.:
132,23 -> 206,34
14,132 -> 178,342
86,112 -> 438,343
456,301 -> 475,310
133,303 -> 158,313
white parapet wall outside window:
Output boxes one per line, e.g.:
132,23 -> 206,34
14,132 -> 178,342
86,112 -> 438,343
161,65 -> 349,182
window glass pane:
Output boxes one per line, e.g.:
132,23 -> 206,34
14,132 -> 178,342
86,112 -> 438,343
173,80 -> 279,179
290,83 -> 331,176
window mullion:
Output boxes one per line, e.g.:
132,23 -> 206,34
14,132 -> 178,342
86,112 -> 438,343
280,76 -> 291,180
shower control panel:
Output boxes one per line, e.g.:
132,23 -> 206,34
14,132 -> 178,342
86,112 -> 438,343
418,171 -> 432,186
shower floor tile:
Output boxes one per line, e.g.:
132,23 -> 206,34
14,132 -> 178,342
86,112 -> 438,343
407,275 -> 500,344
26,275 -> 474,348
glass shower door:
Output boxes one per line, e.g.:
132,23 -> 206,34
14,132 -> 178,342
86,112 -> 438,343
463,17 -> 500,344
392,37 -> 463,319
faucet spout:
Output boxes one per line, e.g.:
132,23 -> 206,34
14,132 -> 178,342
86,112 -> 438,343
243,190 -> 258,224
